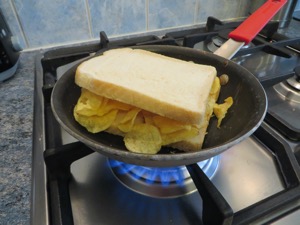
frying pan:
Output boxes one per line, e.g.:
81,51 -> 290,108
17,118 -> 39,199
51,0 -> 286,167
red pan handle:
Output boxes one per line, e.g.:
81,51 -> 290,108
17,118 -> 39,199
229,0 -> 287,44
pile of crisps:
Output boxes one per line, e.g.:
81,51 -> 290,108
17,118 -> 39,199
74,82 -> 233,154
74,88 -> 199,154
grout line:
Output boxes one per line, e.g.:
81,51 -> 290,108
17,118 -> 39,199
146,0 -> 149,31
194,0 -> 200,24
84,0 -> 93,38
10,0 -> 29,48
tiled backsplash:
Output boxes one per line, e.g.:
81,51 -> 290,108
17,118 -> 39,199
2,0 -> 298,50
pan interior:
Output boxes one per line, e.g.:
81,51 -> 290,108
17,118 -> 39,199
51,45 -> 267,167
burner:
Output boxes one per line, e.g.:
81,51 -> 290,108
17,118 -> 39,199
109,156 -> 220,198
207,36 -> 225,52
265,66 -> 300,141
286,65 -> 300,91
274,82 -> 300,103
274,66 -> 300,103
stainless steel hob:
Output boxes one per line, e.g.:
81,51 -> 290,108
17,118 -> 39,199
31,17 -> 300,225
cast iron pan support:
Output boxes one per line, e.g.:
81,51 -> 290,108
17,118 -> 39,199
187,164 -> 234,225
99,31 -> 109,49
44,142 -> 94,225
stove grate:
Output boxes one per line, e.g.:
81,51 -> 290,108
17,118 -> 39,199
34,16 -> 300,225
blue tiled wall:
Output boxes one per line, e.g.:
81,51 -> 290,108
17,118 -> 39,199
1,0 -> 252,50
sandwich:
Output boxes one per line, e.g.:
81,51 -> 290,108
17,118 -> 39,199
73,48 -> 232,154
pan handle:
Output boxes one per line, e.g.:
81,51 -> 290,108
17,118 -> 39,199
229,0 -> 287,44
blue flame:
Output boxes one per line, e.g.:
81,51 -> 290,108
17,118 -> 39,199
109,159 -> 186,187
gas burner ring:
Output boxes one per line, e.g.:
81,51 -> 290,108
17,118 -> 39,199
108,156 -> 220,198
274,81 -> 300,103
274,66 -> 300,103
212,36 -> 225,47
287,66 -> 300,91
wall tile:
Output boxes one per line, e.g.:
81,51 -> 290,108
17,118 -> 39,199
88,0 -> 146,38
0,1 -> 27,49
196,0 -> 249,23
13,0 -> 90,48
1,0 -> 253,49
148,0 -> 197,30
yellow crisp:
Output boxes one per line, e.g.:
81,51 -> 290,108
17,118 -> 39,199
210,77 -> 221,96
97,98 -> 131,116
75,89 -> 103,116
161,126 -> 199,145
142,111 -> 155,125
153,115 -> 192,134
213,97 -> 233,128
124,124 -> 162,154
117,108 -> 141,132
74,108 -> 118,133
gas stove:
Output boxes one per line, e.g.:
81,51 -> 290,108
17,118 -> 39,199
31,17 -> 300,225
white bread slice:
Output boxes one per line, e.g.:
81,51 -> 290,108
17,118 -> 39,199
75,48 -> 216,125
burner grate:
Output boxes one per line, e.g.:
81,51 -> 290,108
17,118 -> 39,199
42,123 -> 300,225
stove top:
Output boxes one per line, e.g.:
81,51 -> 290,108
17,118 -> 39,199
31,17 -> 300,225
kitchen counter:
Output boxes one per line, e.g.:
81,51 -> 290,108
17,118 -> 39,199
0,52 -> 36,225
0,19 -> 299,225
